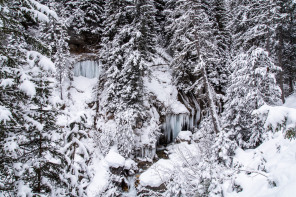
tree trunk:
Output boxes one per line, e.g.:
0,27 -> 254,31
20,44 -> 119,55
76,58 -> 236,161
193,18 -> 220,134
277,26 -> 285,103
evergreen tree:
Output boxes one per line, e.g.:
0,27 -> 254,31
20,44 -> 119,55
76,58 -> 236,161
99,0 -> 158,157
274,0 -> 296,98
0,0 -> 60,194
18,51 -> 67,195
229,0 -> 295,104
210,0 -> 231,95
222,48 -> 281,149
63,117 -> 92,197
166,0 -> 221,133
62,0 -> 105,49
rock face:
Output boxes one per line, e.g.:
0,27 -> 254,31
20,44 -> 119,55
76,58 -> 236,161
68,28 -> 101,54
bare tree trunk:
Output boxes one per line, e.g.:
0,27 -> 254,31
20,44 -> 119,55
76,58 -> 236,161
60,74 -> 63,100
192,12 -> 220,134
277,26 -> 285,103
200,60 -> 221,134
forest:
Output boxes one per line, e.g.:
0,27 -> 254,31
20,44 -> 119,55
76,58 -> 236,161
0,0 -> 296,196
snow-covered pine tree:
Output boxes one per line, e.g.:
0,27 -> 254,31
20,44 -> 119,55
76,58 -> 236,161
62,0 -> 105,50
38,10 -> 71,101
229,0 -> 278,53
210,0 -> 231,96
273,0 -> 296,97
18,51 -> 67,196
222,48 -> 282,149
166,0 -> 221,133
229,0 -> 295,106
63,116 -> 92,197
0,0 -> 61,194
99,0 -> 158,157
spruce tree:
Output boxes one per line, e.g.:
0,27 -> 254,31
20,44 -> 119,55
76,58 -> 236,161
99,0 -> 158,157
222,48 -> 281,149
19,51 -> 67,195
166,0 -> 221,133
63,117 -> 92,197
0,0 -> 60,194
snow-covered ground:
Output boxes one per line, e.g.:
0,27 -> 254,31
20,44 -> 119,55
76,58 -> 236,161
63,62 -> 296,197
56,76 -> 97,128
139,94 -> 296,196
139,131 -> 199,188
223,132 -> 296,197
222,93 -> 296,197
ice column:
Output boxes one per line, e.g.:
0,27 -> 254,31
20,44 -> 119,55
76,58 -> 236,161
161,98 -> 201,144
74,60 -> 100,78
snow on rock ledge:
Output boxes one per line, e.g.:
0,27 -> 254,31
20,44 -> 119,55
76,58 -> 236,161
177,130 -> 193,141
144,64 -> 189,114
253,104 -> 296,132
139,159 -> 174,187
105,147 -> 125,168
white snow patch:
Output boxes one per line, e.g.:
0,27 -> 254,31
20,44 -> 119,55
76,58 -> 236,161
124,158 -> 137,170
0,78 -> 14,88
19,80 -> 36,97
284,93 -> 296,109
39,56 -> 55,72
224,133 -> 296,197
87,155 -> 110,197
144,65 -> 188,114
0,106 -> 12,123
139,159 -> 174,187
254,105 -> 296,131
177,130 -> 192,141
105,147 -> 125,168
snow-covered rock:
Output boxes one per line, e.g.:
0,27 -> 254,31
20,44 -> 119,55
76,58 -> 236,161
105,147 -> 126,168
177,131 -> 193,141
139,159 -> 174,187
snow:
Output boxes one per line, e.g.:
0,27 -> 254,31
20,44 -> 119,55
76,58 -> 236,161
30,0 -> 58,20
87,155 -> 110,197
144,64 -> 188,114
57,76 -> 97,128
284,93 -> 296,109
139,159 -> 174,187
19,80 -> 36,97
223,93 -> 296,197
20,0 -> 58,23
0,78 -> 14,88
17,181 -> 32,197
177,130 -> 192,141
124,158 -> 137,170
253,104 -> 296,132
0,106 -> 12,123
39,56 -> 56,72
140,141 -> 200,188
105,147 -> 126,168
223,132 -> 296,197
26,51 -> 55,72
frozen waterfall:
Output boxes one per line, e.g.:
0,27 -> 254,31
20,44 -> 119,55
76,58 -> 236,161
74,60 -> 100,78
161,114 -> 199,144
160,94 -> 201,144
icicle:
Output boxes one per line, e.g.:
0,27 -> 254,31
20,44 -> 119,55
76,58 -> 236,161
192,95 -> 201,127
73,60 -> 101,78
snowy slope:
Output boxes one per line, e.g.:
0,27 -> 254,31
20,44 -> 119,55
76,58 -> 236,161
144,48 -> 189,115
223,93 -> 296,197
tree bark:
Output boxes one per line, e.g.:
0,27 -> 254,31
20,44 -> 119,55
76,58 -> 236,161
277,26 -> 285,103
192,9 -> 220,134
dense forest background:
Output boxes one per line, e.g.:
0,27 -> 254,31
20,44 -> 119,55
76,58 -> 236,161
0,0 -> 295,196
